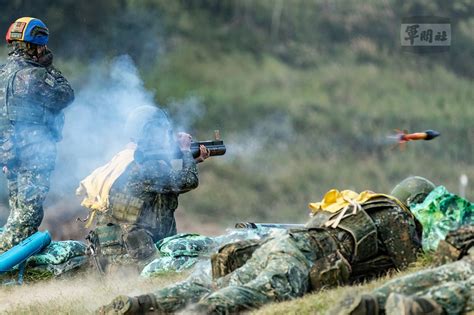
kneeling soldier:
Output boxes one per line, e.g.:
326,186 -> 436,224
77,106 -> 208,272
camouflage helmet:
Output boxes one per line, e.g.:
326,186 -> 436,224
124,105 -> 171,143
390,176 -> 435,207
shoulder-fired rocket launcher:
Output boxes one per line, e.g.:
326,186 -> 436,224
135,130 -> 226,162
189,130 -> 226,159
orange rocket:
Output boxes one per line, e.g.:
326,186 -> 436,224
392,129 -> 440,149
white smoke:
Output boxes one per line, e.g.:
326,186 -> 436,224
167,96 -> 206,133
45,54 -> 208,222
1,54 -> 206,237
49,55 -> 156,195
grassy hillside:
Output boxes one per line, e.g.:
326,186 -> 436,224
2,1 -> 472,230
120,1 -> 473,226
0,3 -> 472,313
0,256 -> 432,314
146,40 -> 473,226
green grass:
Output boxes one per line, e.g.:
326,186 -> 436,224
0,256 -> 432,314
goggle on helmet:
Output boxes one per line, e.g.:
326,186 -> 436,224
5,17 -> 49,46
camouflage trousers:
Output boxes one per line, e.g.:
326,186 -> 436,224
372,257 -> 473,315
149,229 -> 341,313
0,167 -> 51,252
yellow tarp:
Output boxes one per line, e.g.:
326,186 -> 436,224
309,189 -> 407,214
76,143 -> 137,227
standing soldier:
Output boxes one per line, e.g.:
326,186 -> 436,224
77,106 -> 209,272
0,17 -> 74,252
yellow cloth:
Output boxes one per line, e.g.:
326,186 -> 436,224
309,189 -> 407,214
76,143 -> 137,227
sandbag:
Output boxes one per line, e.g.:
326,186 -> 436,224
141,229 -> 270,277
157,233 -> 215,257
27,240 -> 87,266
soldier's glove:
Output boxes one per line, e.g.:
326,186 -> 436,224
97,294 -> 156,315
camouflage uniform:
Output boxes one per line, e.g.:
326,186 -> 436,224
100,195 -> 423,314
0,49 -> 74,252
91,150 -> 199,269
334,225 -> 474,315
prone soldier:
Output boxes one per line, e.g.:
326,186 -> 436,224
99,176 -> 434,314
333,224 -> 473,315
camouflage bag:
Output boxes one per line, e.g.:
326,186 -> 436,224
27,240 -> 87,266
141,256 -> 198,276
141,230 -> 270,278
211,239 -> 262,279
26,240 -> 88,276
157,233 -> 215,257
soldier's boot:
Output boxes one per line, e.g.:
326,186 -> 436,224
97,294 -> 156,315
332,293 -> 379,315
385,293 -> 445,315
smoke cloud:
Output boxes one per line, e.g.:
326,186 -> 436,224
1,54 -> 209,239
43,55 -> 160,238
54,55 -> 155,185
0,51 -> 228,238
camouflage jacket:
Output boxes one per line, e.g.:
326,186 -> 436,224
97,151 -> 199,242
0,53 -> 74,169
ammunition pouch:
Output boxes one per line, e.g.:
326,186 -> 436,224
349,255 -> 394,283
325,201 -> 381,263
93,224 -> 156,263
95,224 -> 124,256
211,239 -> 262,279
305,211 -> 334,229
309,251 -> 352,291
109,193 -> 144,224
123,229 -> 156,261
